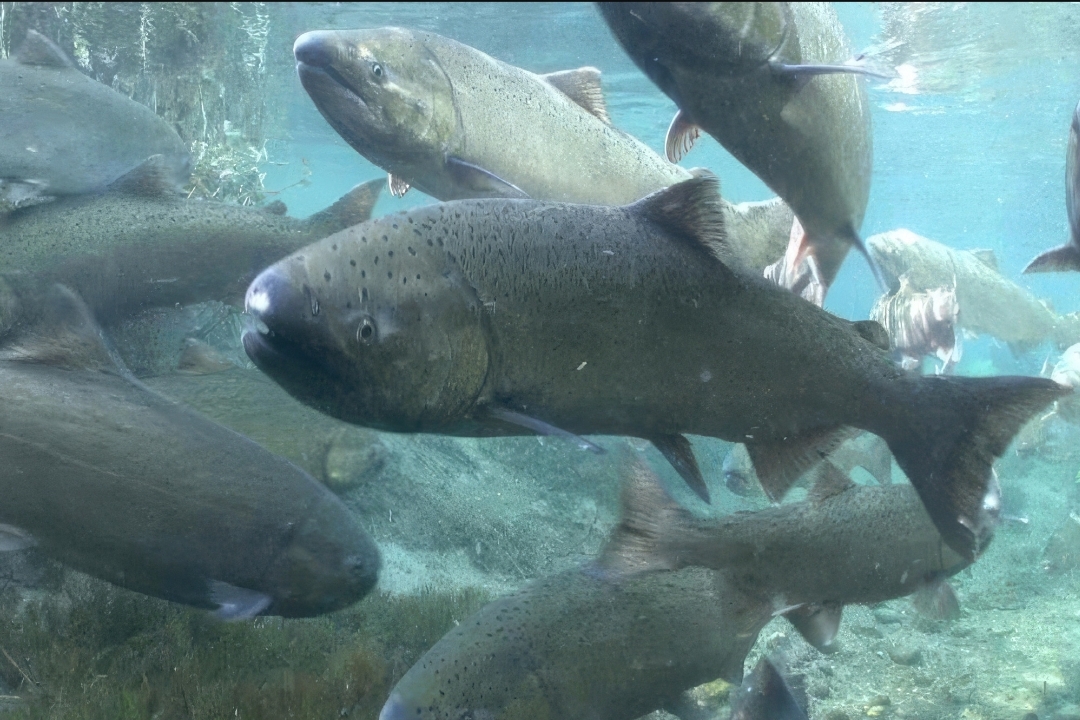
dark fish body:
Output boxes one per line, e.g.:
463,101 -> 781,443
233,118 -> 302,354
292,26 -> 792,275
1024,99 -> 1080,273
380,468 -> 965,720
243,176 -> 1067,559
380,566 -> 765,720
598,2 -> 873,290
0,168 -> 381,325
0,31 -> 190,206
0,287 -> 379,617
868,229 -> 1080,350
613,472 -> 967,608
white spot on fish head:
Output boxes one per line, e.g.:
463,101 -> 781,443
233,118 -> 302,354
246,287 -> 271,315
700,369 -> 712,383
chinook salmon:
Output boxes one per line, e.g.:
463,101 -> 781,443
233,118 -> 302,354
598,2 -> 878,297
867,229 -> 1080,352
378,461 -> 966,720
0,157 -> 381,326
1024,99 -> 1080,273
291,26 -> 793,276
0,285 -> 379,617
0,31 -> 190,209
242,174 -> 1066,560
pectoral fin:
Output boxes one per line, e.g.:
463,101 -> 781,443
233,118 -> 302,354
209,580 -> 272,620
0,524 -> 37,552
771,57 -> 891,80
445,157 -> 529,199
650,433 -> 709,503
665,110 -> 701,163
488,407 -> 605,454
783,602 -> 842,653
387,174 -> 411,198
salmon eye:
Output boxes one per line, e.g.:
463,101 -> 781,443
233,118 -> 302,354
371,62 -> 383,78
357,316 -> 377,344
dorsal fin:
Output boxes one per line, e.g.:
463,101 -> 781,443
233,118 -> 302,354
107,155 -> 181,197
807,461 -> 855,503
968,248 -> 998,272
851,319 -> 891,351
15,30 -> 74,68
593,457 -> 696,578
540,67 -> 611,125
263,199 -> 288,216
305,177 -> 384,234
631,171 -> 727,260
0,284 -> 128,374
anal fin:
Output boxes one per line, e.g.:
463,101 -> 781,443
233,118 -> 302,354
651,433 -> 709,503
911,577 -> 961,621
783,602 -> 842,653
744,426 -> 857,502
665,109 -> 701,163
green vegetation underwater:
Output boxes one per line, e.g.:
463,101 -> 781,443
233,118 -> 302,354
1,3 -> 1080,720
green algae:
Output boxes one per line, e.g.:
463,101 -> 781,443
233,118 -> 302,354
0,571 -> 488,719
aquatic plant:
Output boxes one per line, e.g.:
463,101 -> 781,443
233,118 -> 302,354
0,569 -> 488,720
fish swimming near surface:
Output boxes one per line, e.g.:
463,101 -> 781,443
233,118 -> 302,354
722,432 -> 892,498
0,157 -> 382,326
0,284 -> 380,618
0,30 -> 191,210
378,460 -> 966,720
870,274 -> 961,373
598,2 -> 879,298
291,26 -> 793,276
867,228 -> 1080,352
1024,99 -> 1080,273
242,174 -> 1067,560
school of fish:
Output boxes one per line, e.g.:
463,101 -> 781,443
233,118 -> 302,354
1,5 -> 1077,719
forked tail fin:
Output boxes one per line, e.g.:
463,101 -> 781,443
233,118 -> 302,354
880,375 -> 1068,560
1022,243 -> 1080,274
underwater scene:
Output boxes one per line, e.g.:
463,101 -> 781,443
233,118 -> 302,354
1,2 -> 1079,718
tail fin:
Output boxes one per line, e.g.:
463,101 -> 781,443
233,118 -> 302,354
881,375 -> 1068,560
304,177 -> 384,234
1022,243 -> 1080,274
593,460 -> 697,578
